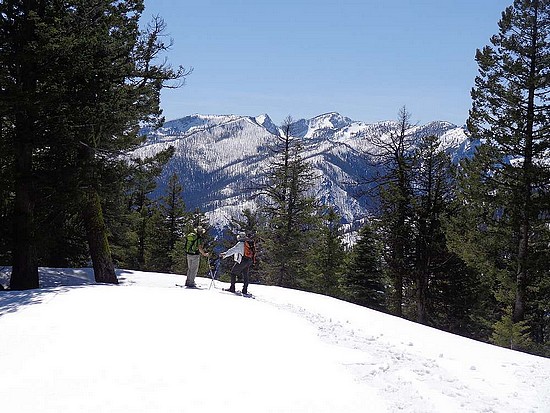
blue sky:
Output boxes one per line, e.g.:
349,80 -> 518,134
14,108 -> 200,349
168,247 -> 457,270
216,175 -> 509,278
141,0 -> 509,126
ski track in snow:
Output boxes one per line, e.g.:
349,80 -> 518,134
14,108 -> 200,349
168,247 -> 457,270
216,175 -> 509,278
252,292 -> 549,413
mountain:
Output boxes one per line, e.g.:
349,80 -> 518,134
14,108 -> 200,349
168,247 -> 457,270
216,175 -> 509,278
134,112 -> 474,231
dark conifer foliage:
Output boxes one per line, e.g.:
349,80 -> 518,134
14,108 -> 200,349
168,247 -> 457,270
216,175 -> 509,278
113,148 -> 175,269
163,173 -> 188,252
0,0 -> 45,288
408,135 -> 490,334
144,173 -> 187,272
258,116 -> 319,288
410,135 -> 455,324
0,1 -> 188,288
0,125 -> 14,265
366,106 -> 416,316
305,207 -> 346,298
448,0 -> 550,353
344,221 -> 386,311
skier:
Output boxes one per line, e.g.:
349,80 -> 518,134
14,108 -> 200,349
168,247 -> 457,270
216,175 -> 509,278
220,232 -> 255,295
185,226 -> 209,288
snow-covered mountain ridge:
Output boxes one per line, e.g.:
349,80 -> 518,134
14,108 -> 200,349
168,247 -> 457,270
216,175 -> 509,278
135,112 -> 474,230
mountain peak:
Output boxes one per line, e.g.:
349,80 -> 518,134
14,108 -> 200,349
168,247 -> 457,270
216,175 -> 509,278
308,112 -> 353,129
287,112 -> 354,138
254,114 -> 278,135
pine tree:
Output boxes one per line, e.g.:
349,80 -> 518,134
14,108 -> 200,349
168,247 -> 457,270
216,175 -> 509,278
144,208 -> 172,272
449,0 -> 550,352
410,135 -> 455,324
1,1 -> 188,288
144,173 -> 188,272
343,221 -> 386,311
407,136 -> 492,335
306,207 -> 345,298
160,173 -> 188,254
0,91 -> 14,264
428,253 -> 495,341
111,148 -> 174,269
258,116 -> 319,288
59,4 -> 183,284
367,107 -> 416,316
0,0 -> 46,288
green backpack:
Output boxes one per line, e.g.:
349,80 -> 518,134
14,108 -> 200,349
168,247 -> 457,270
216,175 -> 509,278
185,232 -> 200,254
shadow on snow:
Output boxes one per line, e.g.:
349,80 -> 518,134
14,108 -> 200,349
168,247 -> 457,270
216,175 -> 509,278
0,267 -> 97,317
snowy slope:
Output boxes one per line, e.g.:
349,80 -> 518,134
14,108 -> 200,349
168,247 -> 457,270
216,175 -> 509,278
134,113 -> 473,231
1,268 -> 548,413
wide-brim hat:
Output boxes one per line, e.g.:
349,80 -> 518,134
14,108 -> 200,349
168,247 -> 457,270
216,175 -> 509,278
237,231 -> 246,241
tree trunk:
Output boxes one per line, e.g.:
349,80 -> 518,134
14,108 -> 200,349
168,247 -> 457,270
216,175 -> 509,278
393,263 -> 404,317
82,189 -> 118,284
393,200 -> 407,318
513,160 -> 532,324
9,3 -> 40,290
416,267 -> 428,324
10,136 -> 38,290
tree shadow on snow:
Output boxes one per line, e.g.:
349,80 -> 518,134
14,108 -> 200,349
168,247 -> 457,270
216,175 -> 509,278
0,267 -> 96,317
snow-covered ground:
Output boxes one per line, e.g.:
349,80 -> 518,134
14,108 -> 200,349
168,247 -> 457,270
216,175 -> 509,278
1,268 -> 549,413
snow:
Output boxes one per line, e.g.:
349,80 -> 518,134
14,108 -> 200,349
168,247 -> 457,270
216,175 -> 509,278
1,268 -> 549,413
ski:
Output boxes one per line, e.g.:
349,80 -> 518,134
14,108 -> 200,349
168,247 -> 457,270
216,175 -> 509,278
175,284 -> 204,289
221,289 -> 255,299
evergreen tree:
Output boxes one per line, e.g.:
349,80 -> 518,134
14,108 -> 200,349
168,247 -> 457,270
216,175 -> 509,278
410,135 -> 455,324
57,4 -> 184,284
367,107 -> 416,316
409,136 -> 493,336
343,221 -> 386,311
1,1 -> 188,288
258,116 -> 319,288
428,253 -> 495,341
306,207 -> 345,298
448,0 -> 550,352
144,173 -> 188,272
111,148 -> 174,269
160,173 -> 188,254
0,0 -> 46,288
226,208 -> 261,239
0,102 -> 14,264
144,208 -> 172,272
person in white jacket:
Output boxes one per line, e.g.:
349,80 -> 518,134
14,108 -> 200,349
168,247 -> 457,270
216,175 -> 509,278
220,232 -> 254,294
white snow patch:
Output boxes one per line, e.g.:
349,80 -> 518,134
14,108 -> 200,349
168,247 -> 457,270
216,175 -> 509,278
1,268 -> 548,413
